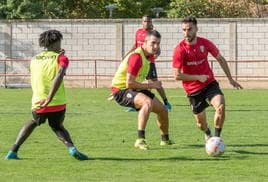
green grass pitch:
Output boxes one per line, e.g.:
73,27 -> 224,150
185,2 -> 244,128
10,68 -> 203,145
0,88 -> 267,181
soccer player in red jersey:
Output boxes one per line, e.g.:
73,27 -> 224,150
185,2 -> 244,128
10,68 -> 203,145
134,15 -> 153,47
172,17 -> 243,142
124,15 -> 170,112
5,30 -> 88,160
111,30 -> 173,150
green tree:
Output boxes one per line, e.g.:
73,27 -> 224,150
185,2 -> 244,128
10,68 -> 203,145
111,0 -> 171,18
0,0 -> 171,19
0,0 -> 67,19
167,0 -> 267,18
0,0 -> 266,19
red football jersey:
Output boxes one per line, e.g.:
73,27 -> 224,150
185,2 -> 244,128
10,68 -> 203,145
172,37 -> 220,94
135,28 -> 148,47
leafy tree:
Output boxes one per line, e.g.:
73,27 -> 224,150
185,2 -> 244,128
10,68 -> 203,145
0,0 -> 65,19
111,0 -> 171,18
167,0 -> 268,18
0,0 -> 266,19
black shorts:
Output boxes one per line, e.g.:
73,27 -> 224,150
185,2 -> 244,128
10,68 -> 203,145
187,81 -> 223,114
113,89 -> 155,109
32,109 -> 65,126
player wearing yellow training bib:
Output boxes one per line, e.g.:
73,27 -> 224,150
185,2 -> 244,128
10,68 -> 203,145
111,30 -> 173,150
5,30 -> 88,160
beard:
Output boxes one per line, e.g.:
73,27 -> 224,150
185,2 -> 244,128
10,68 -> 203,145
185,34 -> 196,43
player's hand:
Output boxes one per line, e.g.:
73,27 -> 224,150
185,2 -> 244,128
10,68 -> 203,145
164,102 -> 172,112
198,75 -> 209,83
35,98 -> 51,108
229,78 -> 243,89
163,99 -> 171,112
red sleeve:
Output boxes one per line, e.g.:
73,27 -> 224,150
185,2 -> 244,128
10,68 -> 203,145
172,44 -> 184,69
204,39 -> 220,57
134,30 -> 138,48
127,53 -> 142,76
58,54 -> 69,68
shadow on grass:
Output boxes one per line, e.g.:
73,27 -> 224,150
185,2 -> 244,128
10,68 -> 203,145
233,150 -> 268,155
91,156 -> 229,161
206,109 -> 268,112
187,143 -> 268,148
228,144 -> 268,147
187,143 -> 268,156
4,156 -> 229,162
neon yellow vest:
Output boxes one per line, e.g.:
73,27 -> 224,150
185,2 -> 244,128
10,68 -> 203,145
30,51 -> 66,110
112,47 -> 150,89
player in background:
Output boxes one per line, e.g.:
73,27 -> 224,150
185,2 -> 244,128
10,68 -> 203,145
111,30 -> 173,150
124,15 -> 171,112
172,17 -> 243,143
5,30 -> 88,160
125,15 -> 154,56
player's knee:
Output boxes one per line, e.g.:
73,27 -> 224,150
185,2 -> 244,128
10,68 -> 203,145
196,122 -> 202,129
216,104 -> 225,115
142,98 -> 153,111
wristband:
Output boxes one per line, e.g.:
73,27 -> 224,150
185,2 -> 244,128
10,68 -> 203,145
163,98 -> 168,105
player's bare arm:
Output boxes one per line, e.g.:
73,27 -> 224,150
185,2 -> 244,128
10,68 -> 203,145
173,68 -> 209,83
215,54 -> 243,89
148,79 -> 167,99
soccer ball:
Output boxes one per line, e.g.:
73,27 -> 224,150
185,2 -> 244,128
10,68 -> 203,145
205,137 -> 225,157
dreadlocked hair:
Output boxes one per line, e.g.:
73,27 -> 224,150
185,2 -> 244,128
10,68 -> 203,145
39,29 -> 63,48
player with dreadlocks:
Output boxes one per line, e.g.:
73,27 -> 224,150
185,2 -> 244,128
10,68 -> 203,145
5,29 -> 89,160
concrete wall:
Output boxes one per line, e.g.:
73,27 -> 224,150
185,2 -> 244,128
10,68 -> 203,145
0,18 -> 267,88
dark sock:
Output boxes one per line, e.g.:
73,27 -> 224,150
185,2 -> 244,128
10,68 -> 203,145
138,130 -> 145,139
215,128 -> 222,137
161,134 -> 169,141
11,144 -> 19,153
205,128 -> 211,136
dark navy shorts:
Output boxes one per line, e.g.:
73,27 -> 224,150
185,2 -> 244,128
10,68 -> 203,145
32,109 -> 66,126
113,89 -> 155,109
187,81 -> 223,114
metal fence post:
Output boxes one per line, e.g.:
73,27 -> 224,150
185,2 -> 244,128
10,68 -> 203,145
94,59 -> 97,88
4,59 -> 7,88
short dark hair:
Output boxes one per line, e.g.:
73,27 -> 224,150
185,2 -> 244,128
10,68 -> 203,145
142,15 -> 152,20
39,29 -> 63,48
182,16 -> 197,25
146,30 -> 161,39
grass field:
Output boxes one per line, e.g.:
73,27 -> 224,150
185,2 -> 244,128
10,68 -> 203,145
0,88 -> 267,182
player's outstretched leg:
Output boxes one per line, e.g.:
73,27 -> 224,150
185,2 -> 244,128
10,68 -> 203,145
5,119 -> 37,160
49,119 -> 89,160
194,111 -> 212,143
152,98 -> 174,146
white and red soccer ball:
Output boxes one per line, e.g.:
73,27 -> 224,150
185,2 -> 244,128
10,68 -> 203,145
205,137 -> 225,157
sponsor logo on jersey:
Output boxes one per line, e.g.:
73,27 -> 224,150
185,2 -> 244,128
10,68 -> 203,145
200,45 -> 205,53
